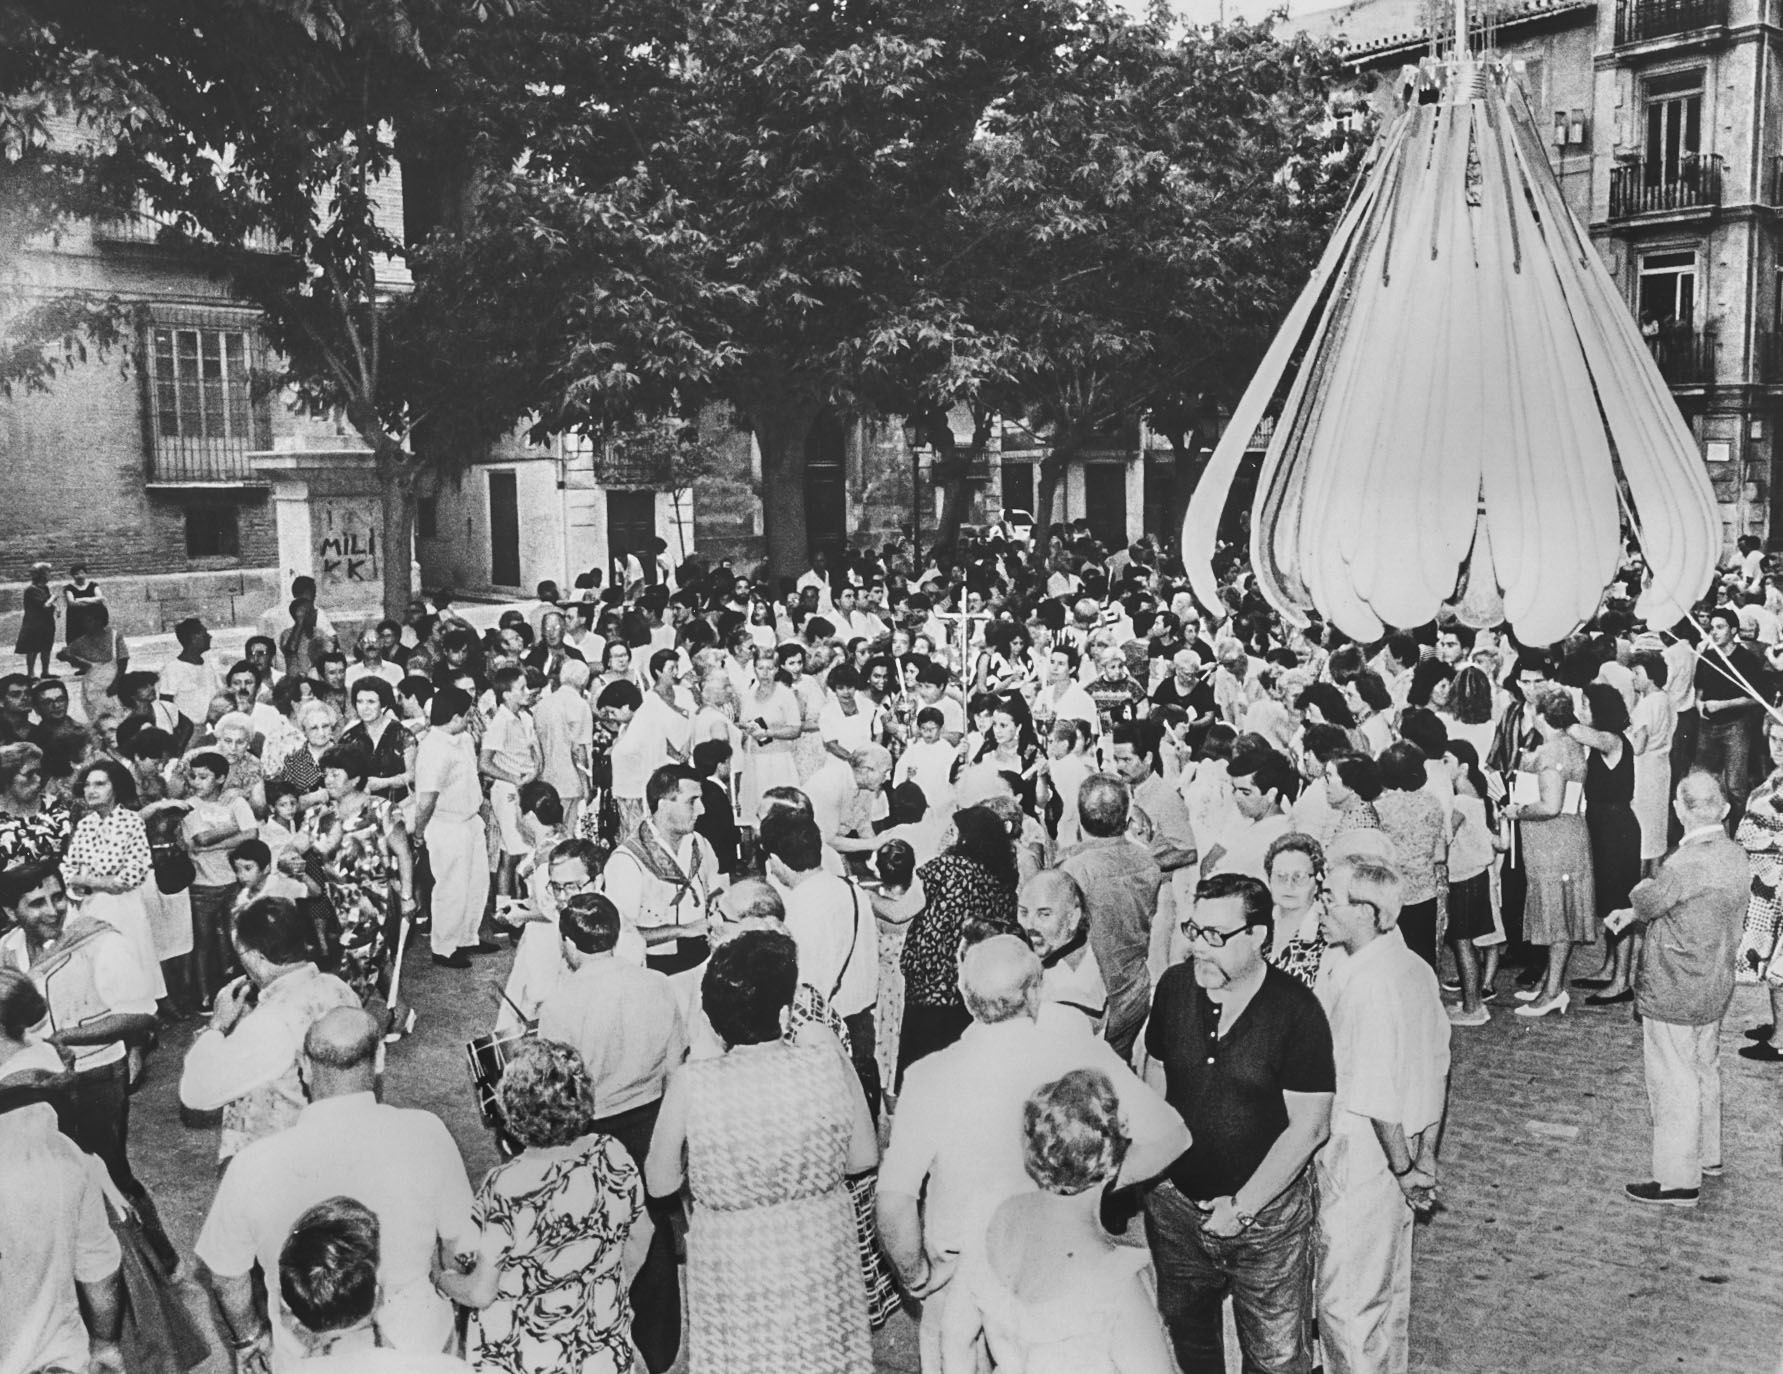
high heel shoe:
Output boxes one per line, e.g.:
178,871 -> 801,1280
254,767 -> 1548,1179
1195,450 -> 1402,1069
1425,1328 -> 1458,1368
1514,990 -> 1570,1018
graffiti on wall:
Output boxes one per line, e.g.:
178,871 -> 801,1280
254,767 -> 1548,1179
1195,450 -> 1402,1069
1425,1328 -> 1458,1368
316,502 -> 379,585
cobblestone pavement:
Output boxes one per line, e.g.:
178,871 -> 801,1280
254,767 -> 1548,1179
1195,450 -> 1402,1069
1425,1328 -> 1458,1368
130,947 -> 1783,1374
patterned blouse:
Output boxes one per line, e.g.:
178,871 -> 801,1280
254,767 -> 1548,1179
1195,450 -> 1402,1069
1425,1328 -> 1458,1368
1374,788 -> 1447,905
65,807 -> 152,889
0,799 -> 73,873
469,1133 -> 646,1374
901,855 -> 1019,1009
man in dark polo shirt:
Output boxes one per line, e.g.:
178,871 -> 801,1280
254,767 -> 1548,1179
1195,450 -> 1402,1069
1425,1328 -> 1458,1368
1143,872 -> 1335,1374
1693,605 -> 1766,813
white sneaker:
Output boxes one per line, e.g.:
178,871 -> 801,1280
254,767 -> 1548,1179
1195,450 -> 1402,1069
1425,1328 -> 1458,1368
1447,1004 -> 1491,1026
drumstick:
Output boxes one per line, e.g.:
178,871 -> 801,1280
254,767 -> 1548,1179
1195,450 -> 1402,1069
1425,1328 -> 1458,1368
386,904 -> 412,1012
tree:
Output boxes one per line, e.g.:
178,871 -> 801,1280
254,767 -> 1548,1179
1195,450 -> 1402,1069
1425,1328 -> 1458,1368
933,8 -> 1362,563
1,0 -> 688,615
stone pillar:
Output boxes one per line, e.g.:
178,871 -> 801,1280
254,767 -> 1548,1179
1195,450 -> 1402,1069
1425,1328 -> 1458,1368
250,447 -> 388,632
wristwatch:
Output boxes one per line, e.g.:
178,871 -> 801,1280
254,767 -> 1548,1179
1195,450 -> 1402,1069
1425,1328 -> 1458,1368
1233,1200 -> 1257,1231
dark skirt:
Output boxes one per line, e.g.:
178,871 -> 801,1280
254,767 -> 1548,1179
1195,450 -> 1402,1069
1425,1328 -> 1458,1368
1447,870 -> 1496,942
1588,805 -> 1643,916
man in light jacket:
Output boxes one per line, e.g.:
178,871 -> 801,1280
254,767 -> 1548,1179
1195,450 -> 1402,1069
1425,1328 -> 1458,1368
1622,771 -> 1750,1207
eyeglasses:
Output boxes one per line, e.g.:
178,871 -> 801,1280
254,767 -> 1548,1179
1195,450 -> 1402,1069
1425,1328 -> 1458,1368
548,878 -> 593,899
1180,920 -> 1262,948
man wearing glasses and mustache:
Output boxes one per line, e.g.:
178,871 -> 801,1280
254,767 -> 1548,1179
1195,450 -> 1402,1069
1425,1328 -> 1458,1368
1142,871 -> 1335,1374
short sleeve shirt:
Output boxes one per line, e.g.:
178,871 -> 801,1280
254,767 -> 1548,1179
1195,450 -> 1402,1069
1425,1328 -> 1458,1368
1147,961 -> 1335,1200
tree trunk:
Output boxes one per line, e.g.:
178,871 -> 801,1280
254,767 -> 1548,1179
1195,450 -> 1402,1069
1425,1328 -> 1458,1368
925,406 -> 992,558
748,396 -> 822,583
376,440 -> 417,619
1032,444 -> 1071,571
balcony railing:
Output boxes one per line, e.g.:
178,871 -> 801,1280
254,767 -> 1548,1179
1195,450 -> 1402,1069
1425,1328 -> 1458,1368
1643,325 -> 1717,386
94,197 -> 283,254
1615,0 -> 1728,43
592,445 -> 670,488
1608,154 -> 1722,218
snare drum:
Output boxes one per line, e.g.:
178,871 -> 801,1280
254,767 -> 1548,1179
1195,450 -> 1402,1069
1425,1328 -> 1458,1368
465,1024 -> 537,1130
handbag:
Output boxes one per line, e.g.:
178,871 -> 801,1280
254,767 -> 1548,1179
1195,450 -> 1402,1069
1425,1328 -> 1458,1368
109,1196 -> 210,1374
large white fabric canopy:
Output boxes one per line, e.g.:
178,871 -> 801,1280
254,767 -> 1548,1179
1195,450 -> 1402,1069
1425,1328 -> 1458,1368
1181,60 -> 1721,646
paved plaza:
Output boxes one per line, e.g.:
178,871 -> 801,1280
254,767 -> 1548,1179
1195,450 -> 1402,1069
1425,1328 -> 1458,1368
130,939 -> 1783,1374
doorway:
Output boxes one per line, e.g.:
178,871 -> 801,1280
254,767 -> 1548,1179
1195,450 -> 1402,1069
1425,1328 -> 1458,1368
805,411 -> 848,564
1083,463 -> 1128,552
607,490 -> 657,584
488,471 -> 521,588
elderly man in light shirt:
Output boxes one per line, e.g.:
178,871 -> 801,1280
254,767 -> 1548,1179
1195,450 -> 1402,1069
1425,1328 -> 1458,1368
1314,855 -> 1451,1374
806,743 -> 893,872
878,935 -> 1188,1374
195,1008 -> 480,1373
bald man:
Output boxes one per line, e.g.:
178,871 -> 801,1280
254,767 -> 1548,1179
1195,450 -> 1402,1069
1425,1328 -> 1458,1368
1623,772 -> 1749,1207
879,934 -> 1188,1372
1018,869 -> 1107,1029
196,1008 -> 479,1369
806,743 -> 895,868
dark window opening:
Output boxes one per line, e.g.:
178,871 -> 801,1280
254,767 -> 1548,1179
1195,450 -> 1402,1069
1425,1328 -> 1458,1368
185,504 -> 241,559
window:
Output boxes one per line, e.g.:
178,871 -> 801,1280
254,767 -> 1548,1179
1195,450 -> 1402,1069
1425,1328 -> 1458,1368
1638,249 -> 1698,326
184,504 -> 241,559
146,324 -> 261,481
1643,70 -> 1703,184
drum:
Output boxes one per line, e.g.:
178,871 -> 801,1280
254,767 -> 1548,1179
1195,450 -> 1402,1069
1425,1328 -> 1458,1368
465,1024 -> 536,1131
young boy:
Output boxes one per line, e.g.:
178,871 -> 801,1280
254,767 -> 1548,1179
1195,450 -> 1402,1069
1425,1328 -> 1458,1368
260,780 -> 307,866
893,707 -> 957,818
229,836 -> 312,910
181,751 -> 258,1009
480,666 -> 543,900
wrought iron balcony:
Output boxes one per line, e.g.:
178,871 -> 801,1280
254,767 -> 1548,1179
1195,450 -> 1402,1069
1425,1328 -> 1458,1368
591,443 -> 670,488
1608,154 -> 1722,219
1615,0 -> 1728,43
1643,325 -> 1717,386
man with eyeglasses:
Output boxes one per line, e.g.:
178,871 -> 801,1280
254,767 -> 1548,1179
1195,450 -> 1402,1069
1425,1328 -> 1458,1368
1142,872 -> 1335,1374
494,838 -> 647,1035
1314,856 -> 1450,1374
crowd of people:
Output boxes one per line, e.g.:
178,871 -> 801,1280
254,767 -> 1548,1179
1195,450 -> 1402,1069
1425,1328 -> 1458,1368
0,519 -> 1770,1374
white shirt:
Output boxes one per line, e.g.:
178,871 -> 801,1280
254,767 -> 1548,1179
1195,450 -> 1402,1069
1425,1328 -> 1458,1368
1316,927 -> 1451,1142
415,730 -> 481,824
0,924 -> 156,1072
879,1014 -> 1184,1257
600,824 -> 714,937
0,1104 -> 119,1374
1208,812 -> 1292,883
160,655 -> 221,727
818,695 -> 877,757
783,872 -> 877,1016
345,660 -> 404,692
611,693 -> 690,799
195,1092 -> 477,1370
894,739 -> 958,817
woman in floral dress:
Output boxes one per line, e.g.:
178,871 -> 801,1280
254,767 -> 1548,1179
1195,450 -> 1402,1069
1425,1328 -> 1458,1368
303,744 -> 417,1014
444,1039 -> 653,1374
0,742 -> 73,871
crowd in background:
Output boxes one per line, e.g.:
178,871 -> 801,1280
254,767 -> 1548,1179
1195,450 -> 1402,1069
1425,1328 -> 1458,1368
0,516 -> 1772,1374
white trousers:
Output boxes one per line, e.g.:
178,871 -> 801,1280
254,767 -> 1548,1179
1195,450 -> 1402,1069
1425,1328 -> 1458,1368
426,814 -> 490,957
1316,1121 -> 1413,1374
1643,1017 -> 1722,1189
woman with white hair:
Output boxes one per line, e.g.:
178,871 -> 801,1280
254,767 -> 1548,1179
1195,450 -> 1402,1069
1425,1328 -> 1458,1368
210,709 -> 268,819
277,700 -> 341,810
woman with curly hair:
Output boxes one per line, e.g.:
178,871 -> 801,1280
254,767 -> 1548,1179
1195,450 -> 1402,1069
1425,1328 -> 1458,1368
1264,832 -> 1328,989
940,1067 -> 1173,1374
646,929 -> 876,1374
442,1038 -> 655,1374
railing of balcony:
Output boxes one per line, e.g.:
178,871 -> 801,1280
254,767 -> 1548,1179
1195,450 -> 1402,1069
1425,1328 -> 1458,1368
1615,0 -> 1729,43
1643,325 -> 1717,386
592,446 -> 671,487
94,196 -> 283,254
1608,154 -> 1722,218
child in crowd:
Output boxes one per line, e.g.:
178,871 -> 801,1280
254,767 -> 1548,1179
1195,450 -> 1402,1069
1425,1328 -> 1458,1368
260,780 -> 307,867
893,707 -> 957,818
1443,739 -> 1506,1027
1038,718 -> 1094,851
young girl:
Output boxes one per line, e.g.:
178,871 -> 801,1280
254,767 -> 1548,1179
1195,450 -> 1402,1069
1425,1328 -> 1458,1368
1444,739 -> 1506,1025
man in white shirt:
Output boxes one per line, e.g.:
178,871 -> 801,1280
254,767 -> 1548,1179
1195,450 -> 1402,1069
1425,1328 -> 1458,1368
1315,856 -> 1451,1374
833,585 -> 888,643
0,1093 -> 124,1374
762,809 -> 880,1116
344,627 -> 404,693
805,745 -> 893,871
178,895 -> 359,1162
796,551 -> 836,614
878,935 -> 1189,1373
196,1007 -> 480,1373
0,861 -> 173,1268
161,616 -> 222,728
414,687 -> 493,967
602,764 -> 718,999
818,664 -> 880,764
257,575 -> 339,652
537,892 -> 686,1371
1201,746 -> 1295,883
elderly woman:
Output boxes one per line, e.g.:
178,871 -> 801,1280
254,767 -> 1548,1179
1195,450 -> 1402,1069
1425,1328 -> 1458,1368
208,710 -> 268,819
1505,690 -> 1595,1019
940,1068 -> 1174,1374
646,929 -> 877,1374
1264,832 -> 1328,989
440,1038 -> 655,1374
594,640 -> 636,696
1372,743 -> 1447,969
64,758 -> 164,999
0,742 -> 73,872
303,744 -> 417,1018
898,806 -> 1020,1080
278,699 -> 341,807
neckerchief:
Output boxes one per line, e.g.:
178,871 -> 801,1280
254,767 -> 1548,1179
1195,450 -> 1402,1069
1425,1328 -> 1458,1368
1040,925 -> 1090,969
619,822 -> 705,919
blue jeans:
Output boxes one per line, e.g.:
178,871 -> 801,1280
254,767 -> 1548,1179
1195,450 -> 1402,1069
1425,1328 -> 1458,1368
1143,1172 -> 1317,1374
